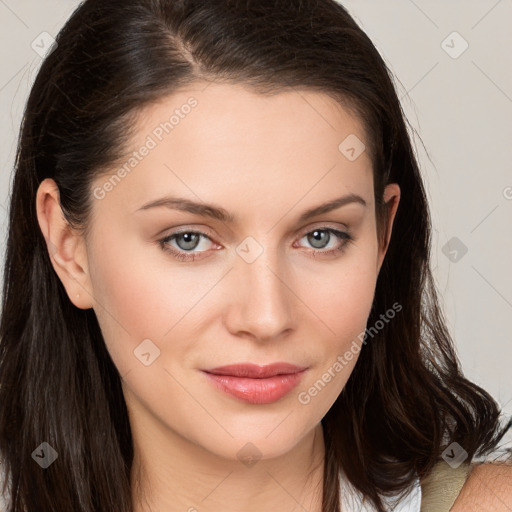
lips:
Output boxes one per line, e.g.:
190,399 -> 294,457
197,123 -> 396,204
202,362 -> 308,378
201,362 -> 308,404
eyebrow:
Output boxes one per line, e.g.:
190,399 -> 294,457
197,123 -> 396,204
134,193 -> 367,223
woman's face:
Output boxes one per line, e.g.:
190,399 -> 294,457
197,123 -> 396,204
51,83 -> 399,462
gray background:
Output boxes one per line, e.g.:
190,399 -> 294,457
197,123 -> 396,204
1,1 -> 511,434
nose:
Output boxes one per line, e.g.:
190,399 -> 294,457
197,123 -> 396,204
223,246 -> 296,343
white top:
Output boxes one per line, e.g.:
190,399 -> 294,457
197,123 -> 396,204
0,463 -> 8,511
340,468 -> 421,511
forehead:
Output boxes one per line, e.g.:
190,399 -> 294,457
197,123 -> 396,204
136,82 -> 370,159
92,82 -> 374,219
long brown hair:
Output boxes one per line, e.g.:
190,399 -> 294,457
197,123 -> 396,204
1,1 -> 509,510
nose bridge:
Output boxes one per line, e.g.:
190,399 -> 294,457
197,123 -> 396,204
228,234 -> 294,340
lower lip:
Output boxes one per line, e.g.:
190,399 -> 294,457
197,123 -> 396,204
202,370 -> 307,404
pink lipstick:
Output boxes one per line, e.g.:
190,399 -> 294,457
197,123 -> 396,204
201,363 -> 308,404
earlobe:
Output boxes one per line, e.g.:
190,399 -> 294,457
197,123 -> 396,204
35,178 -> 93,310
376,183 -> 400,273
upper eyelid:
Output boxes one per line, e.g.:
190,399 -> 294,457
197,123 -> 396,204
164,221 -> 350,238
297,224 -> 349,237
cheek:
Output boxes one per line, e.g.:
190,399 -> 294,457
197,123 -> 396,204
298,238 -> 378,370
85,227 -> 187,372
85,224 -> 231,378
303,247 -> 378,341
294,260 -> 377,413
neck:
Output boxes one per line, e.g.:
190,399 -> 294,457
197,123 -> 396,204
130,422 -> 326,512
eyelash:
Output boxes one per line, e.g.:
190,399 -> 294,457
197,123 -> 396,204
158,227 -> 354,262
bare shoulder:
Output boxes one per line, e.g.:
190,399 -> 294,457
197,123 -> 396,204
451,461 -> 512,511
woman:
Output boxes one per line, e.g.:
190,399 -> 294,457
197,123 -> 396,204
0,1 -> 510,511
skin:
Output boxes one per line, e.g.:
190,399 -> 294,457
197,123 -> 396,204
451,463 -> 512,511
36,82 -> 403,511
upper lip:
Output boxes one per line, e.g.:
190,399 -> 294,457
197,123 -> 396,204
202,363 -> 308,378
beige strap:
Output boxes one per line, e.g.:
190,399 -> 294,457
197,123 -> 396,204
420,460 -> 473,512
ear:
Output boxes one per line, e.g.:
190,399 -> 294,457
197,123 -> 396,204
35,178 -> 93,309
376,183 -> 400,274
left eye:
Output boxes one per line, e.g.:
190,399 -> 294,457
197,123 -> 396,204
297,228 -> 350,250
